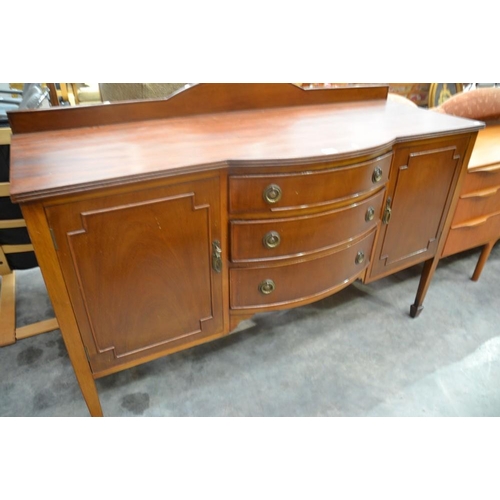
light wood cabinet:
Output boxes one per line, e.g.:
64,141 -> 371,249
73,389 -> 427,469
442,124 -> 500,280
8,84 -> 482,416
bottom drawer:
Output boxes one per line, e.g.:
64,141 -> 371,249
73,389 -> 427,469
442,212 -> 500,257
230,230 -> 375,310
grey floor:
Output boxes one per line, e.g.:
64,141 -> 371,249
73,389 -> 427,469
1,243 -> 499,417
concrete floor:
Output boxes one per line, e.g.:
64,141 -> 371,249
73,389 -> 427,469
1,243 -> 499,417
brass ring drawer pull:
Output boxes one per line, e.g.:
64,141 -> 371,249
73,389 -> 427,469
365,206 -> 375,222
355,250 -> 365,265
259,279 -> 276,295
263,184 -> 282,204
263,231 -> 281,249
372,166 -> 383,183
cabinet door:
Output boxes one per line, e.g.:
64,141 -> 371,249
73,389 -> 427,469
46,175 -> 224,375
369,136 -> 469,280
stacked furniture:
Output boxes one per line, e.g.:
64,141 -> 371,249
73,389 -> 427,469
7,84 -> 483,416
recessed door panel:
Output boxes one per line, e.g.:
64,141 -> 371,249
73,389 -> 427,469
370,137 -> 468,280
46,176 -> 223,374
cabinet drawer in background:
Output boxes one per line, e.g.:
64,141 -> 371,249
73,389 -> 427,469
230,230 -> 375,310
443,211 -> 500,257
228,153 -> 391,214
230,189 -> 384,262
462,163 -> 500,194
452,186 -> 500,225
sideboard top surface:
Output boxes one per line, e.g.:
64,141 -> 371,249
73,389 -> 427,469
9,84 -> 484,202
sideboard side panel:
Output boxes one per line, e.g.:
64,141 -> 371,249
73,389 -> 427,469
20,202 -> 104,416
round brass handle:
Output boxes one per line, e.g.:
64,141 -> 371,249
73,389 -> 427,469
263,184 -> 282,204
263,231 -> 281,249
355,250 -> 365,265
365,206 -> 375,222
259,279 -> 276,295
372,166 -> 383,183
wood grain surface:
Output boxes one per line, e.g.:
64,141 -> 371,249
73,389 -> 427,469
10,91 -> 483,203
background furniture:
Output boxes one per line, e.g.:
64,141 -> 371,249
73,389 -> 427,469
8,84 -> 482,416
436,87 -> 500,279
70,84 -> 101,105
1,83 -> 51,123
0,130 -> 58,345
299,83 -> 431,106
0,84 -> 58,346
428,83 -> 464,108
99,83 -> 187,102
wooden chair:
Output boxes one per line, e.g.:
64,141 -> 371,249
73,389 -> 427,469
0,126 -> 58,346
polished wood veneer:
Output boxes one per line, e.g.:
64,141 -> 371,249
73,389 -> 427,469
228,153 -> 392,214
368,137 -> 470,280
230,190 -> 385,262
44,175 -> 224,375
7,84 -> 483,416
230,229 -> 376,310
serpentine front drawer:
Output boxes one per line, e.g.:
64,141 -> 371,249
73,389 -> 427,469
228,153 -> 392,214
230,189 -> 384,262
229,229 -> 376,311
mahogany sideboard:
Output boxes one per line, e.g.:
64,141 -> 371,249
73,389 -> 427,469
7,84 -> 483,416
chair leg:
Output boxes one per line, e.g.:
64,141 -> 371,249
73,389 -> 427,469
16,318 -> 59,339
0,271 -> 59,346
0,272 -> 16,346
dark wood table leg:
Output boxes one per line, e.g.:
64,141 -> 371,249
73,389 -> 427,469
410,258 -> 438,318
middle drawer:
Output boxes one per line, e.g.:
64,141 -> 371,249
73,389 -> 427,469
230,189 -> 384,262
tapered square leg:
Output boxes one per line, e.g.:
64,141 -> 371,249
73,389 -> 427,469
410,303 -> 424,318
471,241 -> 496,281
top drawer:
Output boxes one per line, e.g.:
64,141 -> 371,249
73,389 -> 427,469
462,163 -> 500,195
228,152 -> 392,214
